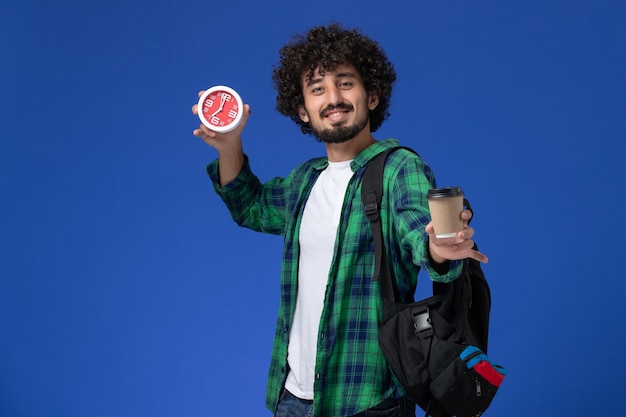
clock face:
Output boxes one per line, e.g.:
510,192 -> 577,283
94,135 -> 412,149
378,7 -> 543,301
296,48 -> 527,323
198,85 -> 244,133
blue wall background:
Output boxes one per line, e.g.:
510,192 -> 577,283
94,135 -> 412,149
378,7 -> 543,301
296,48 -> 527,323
2,1 -> 625,415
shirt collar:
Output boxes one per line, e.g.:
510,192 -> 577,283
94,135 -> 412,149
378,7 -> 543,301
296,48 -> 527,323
309,138 -> 400,172
350,138 -> 400,172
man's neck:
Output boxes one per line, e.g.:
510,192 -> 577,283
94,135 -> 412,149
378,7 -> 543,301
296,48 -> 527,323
324,132 -> 376,162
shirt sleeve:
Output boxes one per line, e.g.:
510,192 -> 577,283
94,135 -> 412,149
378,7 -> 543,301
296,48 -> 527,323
388,151 -> 462,283
206,156 -> 287,235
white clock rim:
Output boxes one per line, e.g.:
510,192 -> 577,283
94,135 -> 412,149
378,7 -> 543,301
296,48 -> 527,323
197,85 -> 244,133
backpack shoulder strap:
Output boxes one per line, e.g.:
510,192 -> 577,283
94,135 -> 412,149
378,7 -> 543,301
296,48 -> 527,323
361,148 -> 393,278
361,146 -> 418,302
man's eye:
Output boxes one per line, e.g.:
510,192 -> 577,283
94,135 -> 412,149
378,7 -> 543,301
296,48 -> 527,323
339,82 -> 353,88
312,87 -> 323,94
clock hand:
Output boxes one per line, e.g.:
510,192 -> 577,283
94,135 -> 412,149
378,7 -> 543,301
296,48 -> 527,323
210,94 -> 229,117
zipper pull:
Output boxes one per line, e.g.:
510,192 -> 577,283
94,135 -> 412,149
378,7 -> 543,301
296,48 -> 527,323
475,377 -> 482,397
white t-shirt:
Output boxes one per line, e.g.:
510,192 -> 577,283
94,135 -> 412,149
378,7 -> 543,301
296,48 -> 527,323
285,160 -> 354,400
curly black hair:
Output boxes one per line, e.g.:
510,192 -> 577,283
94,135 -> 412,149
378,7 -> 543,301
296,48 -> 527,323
272,23 -> 397,135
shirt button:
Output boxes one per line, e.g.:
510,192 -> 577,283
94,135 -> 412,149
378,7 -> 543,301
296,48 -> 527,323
316,373 -> 320,380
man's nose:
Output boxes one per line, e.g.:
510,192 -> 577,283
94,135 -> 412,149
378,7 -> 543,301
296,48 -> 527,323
326,85 -> 342,105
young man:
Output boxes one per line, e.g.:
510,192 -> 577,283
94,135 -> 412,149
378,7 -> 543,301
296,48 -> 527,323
192,24 -> 487,417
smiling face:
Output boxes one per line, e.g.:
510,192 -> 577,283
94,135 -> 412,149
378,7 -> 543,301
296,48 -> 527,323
298,64 -> 379,144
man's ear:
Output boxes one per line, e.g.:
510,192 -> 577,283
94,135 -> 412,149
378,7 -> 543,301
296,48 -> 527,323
298,105 -> 310,123
368,91 -> 380,110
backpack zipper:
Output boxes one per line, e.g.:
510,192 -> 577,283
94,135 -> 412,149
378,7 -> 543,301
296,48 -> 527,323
463,349 -> 484,397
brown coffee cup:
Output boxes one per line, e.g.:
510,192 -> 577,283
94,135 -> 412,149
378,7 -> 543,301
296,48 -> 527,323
427,187 -> 464,238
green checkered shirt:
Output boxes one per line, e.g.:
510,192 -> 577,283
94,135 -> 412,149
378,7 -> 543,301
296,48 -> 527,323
207,139 -> 462,417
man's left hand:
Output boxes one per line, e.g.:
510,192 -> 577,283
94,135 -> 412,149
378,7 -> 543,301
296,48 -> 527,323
427,209 -> 488,264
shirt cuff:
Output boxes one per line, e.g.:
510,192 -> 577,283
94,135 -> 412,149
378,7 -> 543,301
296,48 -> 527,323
421,237 -> 463,283
206,154 -> 253,196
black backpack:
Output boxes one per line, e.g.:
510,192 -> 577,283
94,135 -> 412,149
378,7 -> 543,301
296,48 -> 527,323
361,147 -> 505,417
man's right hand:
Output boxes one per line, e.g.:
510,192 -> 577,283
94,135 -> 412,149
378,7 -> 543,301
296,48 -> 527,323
191,90 -> 251,151
191,90 -> 251,186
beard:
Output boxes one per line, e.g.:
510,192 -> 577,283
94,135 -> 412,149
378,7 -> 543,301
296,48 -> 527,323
309,105 -> 369,144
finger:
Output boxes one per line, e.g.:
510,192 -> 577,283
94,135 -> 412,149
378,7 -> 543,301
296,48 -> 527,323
457,239 -> 478,251
192,90 -> 206,115
461,209 -> 473,221
468,248 -> 488,264
192,128 -> 207,138
194,128 -> 217,147
237,104 -> 252,129
192,124 -> 216,140
199,124 -> 216,138
457,227 -> 475,241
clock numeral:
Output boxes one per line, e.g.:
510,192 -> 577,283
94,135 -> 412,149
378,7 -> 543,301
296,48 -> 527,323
222,93 -> 232,102
227,109 -> 237,119
204,98 -> 214,107
211,116 -> 221,125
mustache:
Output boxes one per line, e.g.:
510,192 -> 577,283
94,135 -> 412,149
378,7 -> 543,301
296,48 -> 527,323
320,103 -> 354,117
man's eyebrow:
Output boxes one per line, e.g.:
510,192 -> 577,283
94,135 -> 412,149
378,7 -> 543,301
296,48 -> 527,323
305,71 -> 358,87
335,71 -> 358,79
305,76 -> 323,87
